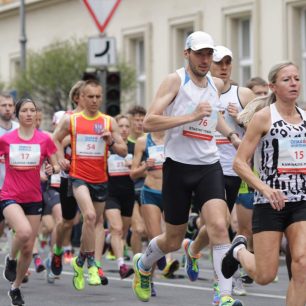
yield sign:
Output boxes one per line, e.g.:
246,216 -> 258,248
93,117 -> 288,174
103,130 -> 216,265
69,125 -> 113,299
83,0 -> 121,33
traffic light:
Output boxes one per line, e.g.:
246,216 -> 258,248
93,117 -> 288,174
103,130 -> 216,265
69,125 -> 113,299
105,71 -> 120,117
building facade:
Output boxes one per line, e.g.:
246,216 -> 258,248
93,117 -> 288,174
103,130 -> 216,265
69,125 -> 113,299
0,0 -> 306,109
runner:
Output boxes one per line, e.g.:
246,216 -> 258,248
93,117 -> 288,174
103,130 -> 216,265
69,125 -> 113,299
222,62 -> 306,306
1,98 -> 59,306
105,114 -> 134,279
131,31 -> 242,306
53,79 -> 127,291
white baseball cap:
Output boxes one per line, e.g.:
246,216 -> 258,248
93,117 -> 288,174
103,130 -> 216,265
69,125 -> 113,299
52,110 -> 65,125
213,45 -> 233,62
185,31 -> 215,51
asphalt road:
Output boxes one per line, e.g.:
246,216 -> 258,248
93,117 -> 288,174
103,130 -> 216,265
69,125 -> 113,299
0,242 -> 288,306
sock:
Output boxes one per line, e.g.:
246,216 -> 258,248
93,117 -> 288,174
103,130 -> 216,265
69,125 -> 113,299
53,244 -> 63,256
85,251 -> 95,268
233,244 -> 246,260
139,236 -> 165,271
33,253 -> 38,259
76,251 -> 86,267
213,244 -> 232,296
63,245 -> 72,252
95,260 -> 102,268
117,257 -> 124,269
11,284 -> 18,291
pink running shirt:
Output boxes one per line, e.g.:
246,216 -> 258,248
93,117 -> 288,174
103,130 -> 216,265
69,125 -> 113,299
0,129 -> 57,203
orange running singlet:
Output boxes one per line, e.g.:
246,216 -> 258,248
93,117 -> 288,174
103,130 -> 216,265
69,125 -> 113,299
69,111 -> 112,183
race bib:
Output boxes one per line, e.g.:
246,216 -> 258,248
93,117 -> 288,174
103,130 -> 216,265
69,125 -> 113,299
9,144 -> 41,170
148,145 -> 165,169
277,138 -> 306,174
183,110 -> 218,140
108,153 -> 133,176
50,172 -> 61,188
76,134 -> 105,158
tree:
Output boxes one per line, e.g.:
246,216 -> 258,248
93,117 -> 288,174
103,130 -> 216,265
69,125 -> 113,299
11,38 -> 137,116
11,39 -> 87,114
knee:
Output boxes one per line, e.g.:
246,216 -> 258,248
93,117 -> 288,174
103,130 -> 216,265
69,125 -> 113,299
209,220 -> 229,238
16,228 -> 32,244
255,272 -> 276,285
111,226 -> 123,238
62,219 -> 74,230
83,211 -> 96,225
291,256 -> 306,282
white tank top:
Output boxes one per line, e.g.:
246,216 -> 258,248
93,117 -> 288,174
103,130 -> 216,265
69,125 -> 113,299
164,68 -> 220,165
254,103 -> 306,204
0,120 -> 19,189
215,85 -> 244,176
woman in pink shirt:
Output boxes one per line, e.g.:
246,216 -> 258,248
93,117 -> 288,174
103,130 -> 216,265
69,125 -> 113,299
0,98 -> 59,306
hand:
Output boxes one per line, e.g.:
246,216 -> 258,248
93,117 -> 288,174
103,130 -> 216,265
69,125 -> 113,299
44,163 -> 54,176
146,158 -> 156,169
227,103 -> 239,119
101,129 -> 114,146
262,187 -> 287,211
192,102 -> 212,121
58,158 -> 70,171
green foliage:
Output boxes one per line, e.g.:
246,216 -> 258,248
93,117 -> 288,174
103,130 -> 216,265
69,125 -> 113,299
11,39 -> 87,113
10,39 -> 137,115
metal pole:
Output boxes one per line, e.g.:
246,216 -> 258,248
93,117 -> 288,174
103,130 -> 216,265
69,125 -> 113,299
19,0 -> 27,71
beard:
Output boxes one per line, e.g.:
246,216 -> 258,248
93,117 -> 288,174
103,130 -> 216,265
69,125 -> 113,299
0,114 -> 13,122
188,61 -> 208,78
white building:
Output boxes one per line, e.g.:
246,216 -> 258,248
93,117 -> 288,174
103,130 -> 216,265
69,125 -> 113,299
1,0 -> 306,109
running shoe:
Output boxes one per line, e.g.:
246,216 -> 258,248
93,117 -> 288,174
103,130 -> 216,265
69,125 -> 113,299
119,263 -> 134,279
132,253 -> 151,302
34,256 -> 46,273
221,235 -> 247,279
182,238 -> 200,281
232,276 -> 247,296
220,295 -> 243,306
87,265 -> 101,286
63,250 -> 73,264
212,282 -> 220,306
8,287 -> 25,306
106,249 -> 116,261
241,274 -> 254,285
162,259 -> 180,278
157,256 -> 167,270
45,257 -> 55,284
71,257 -> 85,291
51,253 -> 63,276
97,266 -> 109,285
3,254 -> 17,282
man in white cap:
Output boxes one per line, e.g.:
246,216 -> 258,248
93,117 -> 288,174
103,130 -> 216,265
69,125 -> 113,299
185,45 -> 256,304
131,31 -> 244,306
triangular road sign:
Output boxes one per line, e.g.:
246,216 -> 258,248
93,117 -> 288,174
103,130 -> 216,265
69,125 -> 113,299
83,0 -> 121,33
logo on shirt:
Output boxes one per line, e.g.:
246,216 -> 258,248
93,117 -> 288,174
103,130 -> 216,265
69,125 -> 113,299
94,123 -> 103,134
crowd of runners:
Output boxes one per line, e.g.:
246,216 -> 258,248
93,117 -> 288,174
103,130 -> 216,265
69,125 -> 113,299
0,30 -> 305,306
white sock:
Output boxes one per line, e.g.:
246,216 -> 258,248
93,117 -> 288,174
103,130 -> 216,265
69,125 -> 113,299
117,257 -> 124,269
233,244 -> 246,260
139,237 -> 165,271
213,244 -> 232,296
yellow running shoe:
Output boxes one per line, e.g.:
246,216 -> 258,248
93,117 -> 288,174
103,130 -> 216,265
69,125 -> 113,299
88,265 -> 101,286
71,257 -> 85,291
132,253 -> 151,302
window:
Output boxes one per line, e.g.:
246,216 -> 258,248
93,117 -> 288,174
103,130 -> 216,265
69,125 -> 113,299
122,24 -> 152,108
238,18 -> 251,86
168,12 -> 202,71
134,38 -> 146,106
